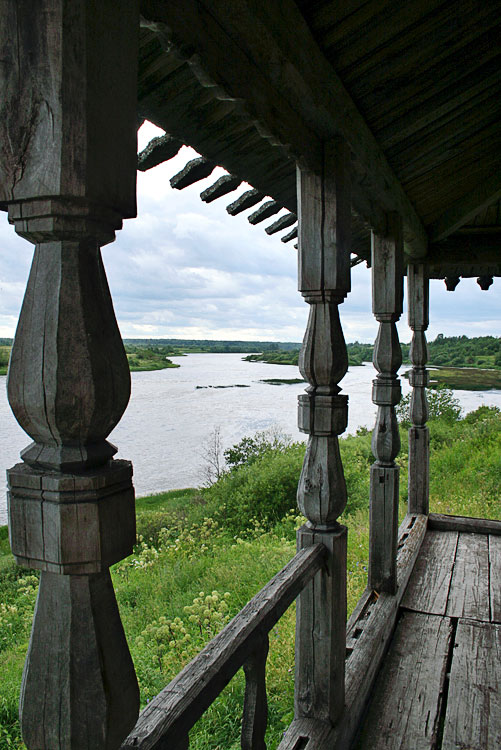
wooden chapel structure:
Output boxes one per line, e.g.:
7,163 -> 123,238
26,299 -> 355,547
0,1 -> 500,748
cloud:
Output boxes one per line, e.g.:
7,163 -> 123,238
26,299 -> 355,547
0,121 -> 498,343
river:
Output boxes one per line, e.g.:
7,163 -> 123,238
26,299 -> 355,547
1,353 -> 500,525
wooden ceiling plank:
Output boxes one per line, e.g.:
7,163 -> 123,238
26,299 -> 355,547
428,172 -> 501,242
140,0 -> 428,256
377,62 -> 501,150
310,0 -> 394,46
392,110 -> 501,182
321,0 -> 444,73
404,128 -> 501,203
337,1 -> 496,88
303,0 -> 371,36
360,28 -> 500,131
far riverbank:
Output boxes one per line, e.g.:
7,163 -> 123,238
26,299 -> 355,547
1,353 -> 501,525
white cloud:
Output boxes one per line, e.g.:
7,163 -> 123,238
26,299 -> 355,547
0,122 -> 498,343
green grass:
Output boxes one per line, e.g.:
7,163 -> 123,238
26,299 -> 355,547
0,406 -> 499,749
426,366 -> 501,391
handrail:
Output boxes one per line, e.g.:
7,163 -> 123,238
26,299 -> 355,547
122,543 -> 327,750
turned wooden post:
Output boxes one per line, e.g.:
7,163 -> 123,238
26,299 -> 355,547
407,264 -> 430,515
0,2 -> 140,748
295,141 -> 350,726
368,215 -> 404,595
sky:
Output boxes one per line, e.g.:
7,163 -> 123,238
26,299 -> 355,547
0,121 -> 498,345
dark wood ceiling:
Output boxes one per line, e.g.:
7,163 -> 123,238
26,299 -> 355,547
138,0 -> 501,277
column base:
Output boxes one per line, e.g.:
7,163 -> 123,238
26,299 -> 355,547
8,459 -> 135,574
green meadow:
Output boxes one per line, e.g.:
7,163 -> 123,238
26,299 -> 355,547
0,397 -> 500,749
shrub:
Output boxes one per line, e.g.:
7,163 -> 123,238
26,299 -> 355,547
396,387 -> 461,427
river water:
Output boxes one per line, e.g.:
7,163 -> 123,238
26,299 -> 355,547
1,353 -> 500,525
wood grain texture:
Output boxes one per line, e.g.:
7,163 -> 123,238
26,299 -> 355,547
446,533 -> 490,621
20,571 -> 139,750
281,514 -> 427,750
0,0 -> 138,216
368,465 -> 399,593
369,218 -> 404,594
122,544 -> 326,749
241,636 -> 269,750
356,612 -> 452,750
407,263 -> 430,516
428,513 -> 501,536
442,620 -> 501,750
490,535 -> 501,623
141,0 -> 427,255
295,526 -> 347,725
402,530 -> 458,616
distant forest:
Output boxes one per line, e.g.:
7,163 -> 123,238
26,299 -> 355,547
244,335 -> 501,369
1,336 -> 500,372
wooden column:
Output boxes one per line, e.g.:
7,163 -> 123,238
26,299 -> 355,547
295,141 -> 350,726
407,264 -> 430,515
0,2 -> 140,748
368,216 -> 404,595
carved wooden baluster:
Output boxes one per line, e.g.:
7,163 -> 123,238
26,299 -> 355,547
295,140 -> 350,726
241,635 -> 269,750
0,1 -> 140,747
407,264 -> 430,515
368,215 -> 404,595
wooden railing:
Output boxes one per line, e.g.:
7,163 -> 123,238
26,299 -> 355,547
122,543 -> 327,750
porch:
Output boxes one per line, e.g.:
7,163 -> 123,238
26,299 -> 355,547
1,1 -> 500,748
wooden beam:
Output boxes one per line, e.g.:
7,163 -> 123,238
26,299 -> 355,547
123,544 -> 326,749
428,171 -> 501,241
227,188 -> 264,215
170,156 -> 215,189
200,174 -> 241,202
428,513 -> 501,536
138,134 -> 183,171
265,212 -> 296,235
140,0 -> 428,256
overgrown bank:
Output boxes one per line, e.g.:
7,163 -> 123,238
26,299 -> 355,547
0,400 -> 499,749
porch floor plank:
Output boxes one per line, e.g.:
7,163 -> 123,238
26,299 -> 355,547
446,533 -> 490,620
355,611 -> 452,750
489,534 -> 501,623
441,619 -> 501,750
401,530 -> 458,615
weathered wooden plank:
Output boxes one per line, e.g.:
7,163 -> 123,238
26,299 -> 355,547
170,157 -> 216,189
248,200 -> 281,224
137,134 -> 183,171
265,212 -> 296,235
490,535 -> 501,623
446,533 -> 490,621
241,636 -> 269,750
277,718 -> 334,749
226,188 -> 265,215
281,226 -> 297,243
402,530 -> 458,616
428,513 -> 501,536
428,170 -> 501,241
200,174 -> 241,202
122,544 -> 326,749
356,612 -> 453,750
281,514 -> 427,750
442,620 -> 501,750
141,0 -> 428,256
